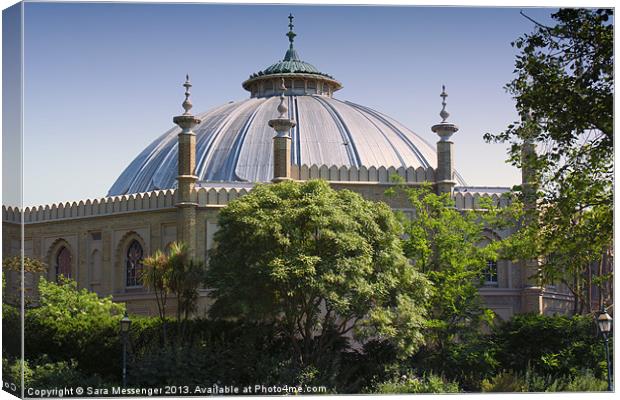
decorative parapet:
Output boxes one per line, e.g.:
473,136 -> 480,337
2,186 -> 258,225
194,187 -> 251,206
453,190 -> 512,210
292,164 -> 435,183
3,189 -> 177,224
2,206 -> 20,224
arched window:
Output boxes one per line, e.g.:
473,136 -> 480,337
56,246 -> 72,280
126,240 -> 144,287
483,260 -> 498,284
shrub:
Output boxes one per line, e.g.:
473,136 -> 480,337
492,313 -> 608,379
481,370 -> 526,392
334,340 -> 401,393
2,303 -> 20,360
412,334 -> 498,391
374,372 -> 460,393
481,369 -> 609,392
3,358 -> 109,392
24,278 -> 125,381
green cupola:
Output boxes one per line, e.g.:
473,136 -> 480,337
242,14 -> 343,98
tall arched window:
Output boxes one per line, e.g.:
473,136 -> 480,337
126,240 -> 144,287
56,246 -> 72,280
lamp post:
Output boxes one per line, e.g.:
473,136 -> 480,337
120,311 -> 132,387
597,306 -> 613,391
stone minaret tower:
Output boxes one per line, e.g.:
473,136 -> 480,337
173,75 -> 201,257
431,86 -> 459,196
268,78 -> 296,182
519,111 -> 543,313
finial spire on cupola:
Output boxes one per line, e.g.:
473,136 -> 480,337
287,13 -> 296,49
283,13 -> 300,61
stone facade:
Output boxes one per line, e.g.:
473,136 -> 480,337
2,169 -> 573,320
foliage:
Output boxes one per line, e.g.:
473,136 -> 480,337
2,303 -> 21,360
481,368 -> 608,392
28,277 -> 124,335
164,242 -> 207,324
481,370 -> 526,392
142,242 -> 207,343
492,313 -> 609,379
391,183 -> 499,349
207,180 -> 431,366
484,8 -> 614,313
2,255 -> 47,305
141,249 -> 170,328
3,358 -> 106,391
374,372 -> 461,394
11,281 -> 611,394
2,256 -> 47,273
24,277 -> 125,380
412,334 -> 499,391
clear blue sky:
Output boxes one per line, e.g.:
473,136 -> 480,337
9,2 -> 561,206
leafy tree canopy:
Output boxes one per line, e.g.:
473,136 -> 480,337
484,9 -> 613,312
393,183 -> 500,348
2,256 -> 47,273
28,277 -> 125,336
206,180 -> 431,365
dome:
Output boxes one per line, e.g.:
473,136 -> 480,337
107,16 -> 465,196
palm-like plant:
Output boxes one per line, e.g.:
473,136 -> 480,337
142,241 -> 207,344
142,250 -> 171,343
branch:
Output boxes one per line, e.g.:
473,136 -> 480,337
520,10 -> 554,31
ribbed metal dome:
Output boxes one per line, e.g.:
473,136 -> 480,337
107,15 -> 466,196
108,95 -> 465,196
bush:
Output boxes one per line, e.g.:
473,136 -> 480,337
492,313 -> 609,379
2,303 -> 20,360
481,370 -> 526,392
412,334 -> 498,391
128,321 -> 294,387
374,372 -> 460,393
23,278 -> 125,381
3,358 -> 109,392
481,369 -> 608,392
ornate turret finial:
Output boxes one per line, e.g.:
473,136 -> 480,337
277,78 -> 288,118
439,85 -> 449,122
431,84 -> 458,142
286,13 -> 296,48
269,77 -> 296,138
182,74 -> 193,115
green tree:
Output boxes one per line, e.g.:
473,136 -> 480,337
142,242 -> 207,343
484,9 -> 613,313
28,277 -> 125,336
2,255 -> 47,305
142,249 -> 171,342
206,180 -> 431,366
24,277 -> 125,379
393,184 -> 498,350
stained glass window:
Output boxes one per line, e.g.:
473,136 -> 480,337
126,240 -> 144,287
56,246 -> 72,280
